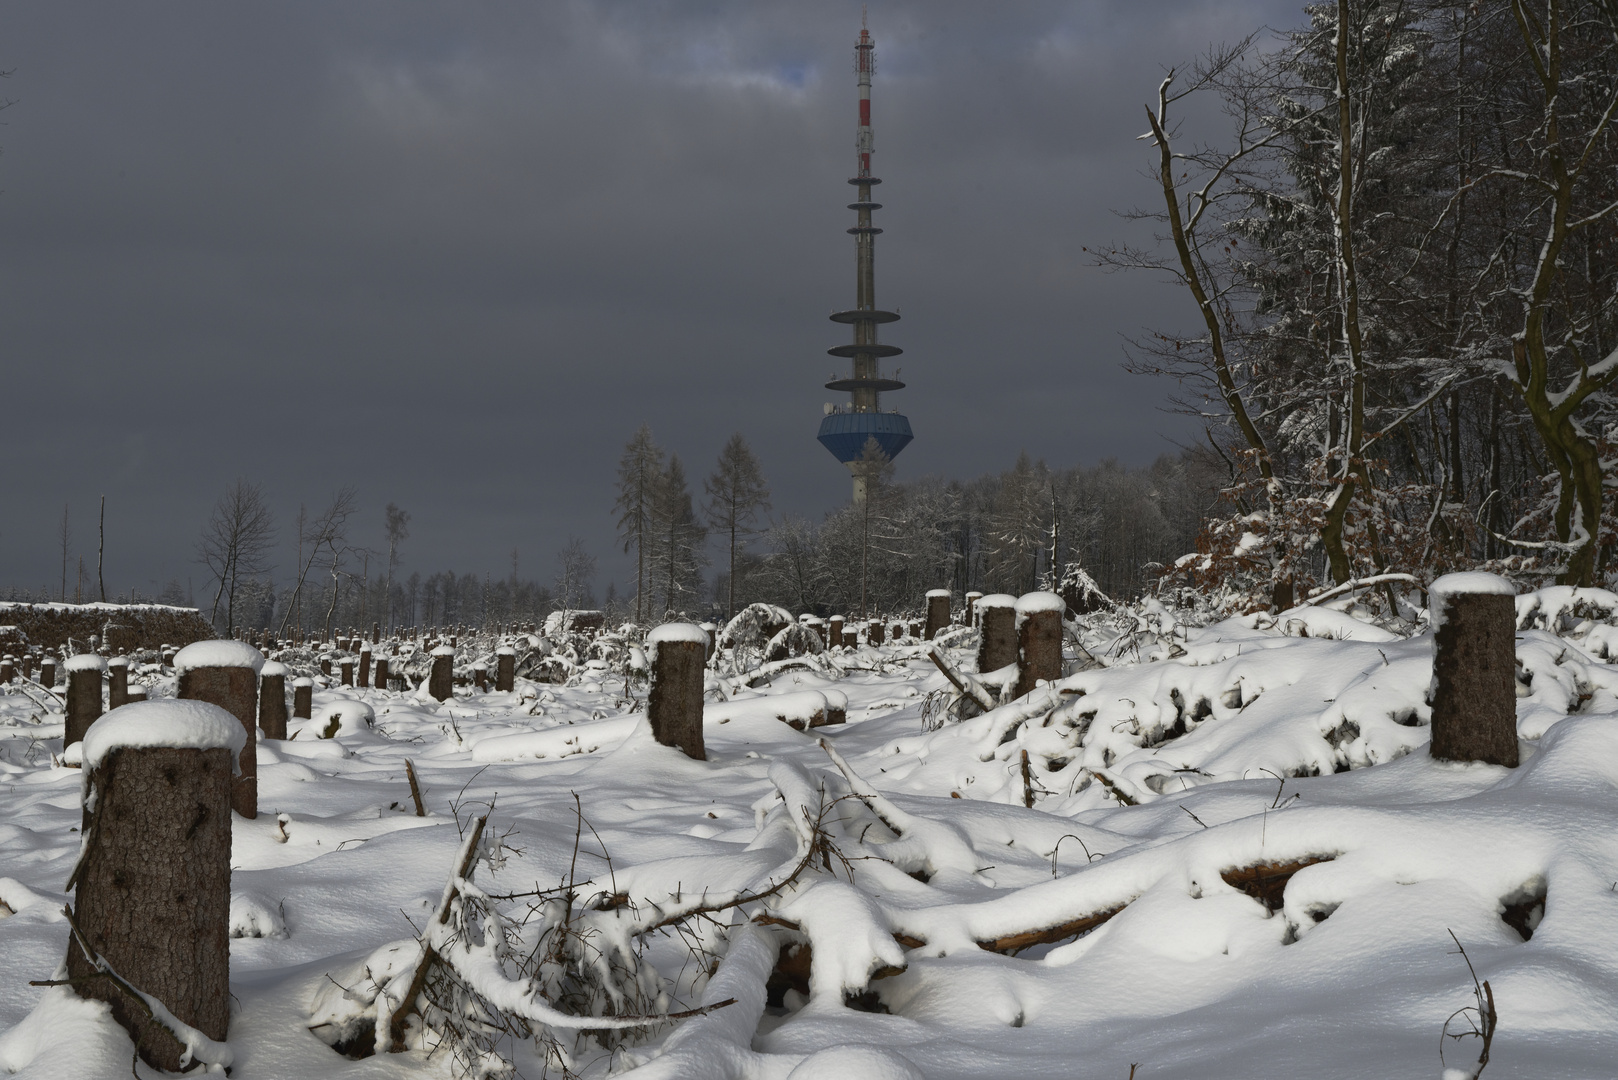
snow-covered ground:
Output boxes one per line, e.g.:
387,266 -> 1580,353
4,592 -> 1618,1079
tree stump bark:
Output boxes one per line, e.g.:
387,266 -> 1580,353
473,663 -> 488,692
107,657 -> 130,710
175,647 -> 261,819
372,621 -> 380,645
829,616 -> 844,649
925,591 -> 951,640
126,686 -> 148,703
319,656 -> 332,677
647,627 -> 706,760
0,657 -> 13,684
1013,592 -> 1065,699
496,648 -> 515,692
293,678 -> 313,719
429,648 -> 454,702
867,620 -> 882,646
965,591 -> 983,626
259,665 -> 288,740
373,656 -> 389,690
39,658 -> 57,688
358,648 -> 372,688
340,659 -> 354,686
1429,574 -> 1519,767
64,656 -> 107,747
69,735 -> 231,1073
976,594 -> 1018,673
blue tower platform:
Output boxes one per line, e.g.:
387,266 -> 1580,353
817,411 -> 913,464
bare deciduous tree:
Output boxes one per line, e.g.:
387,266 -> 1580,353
197,479 -> 276,636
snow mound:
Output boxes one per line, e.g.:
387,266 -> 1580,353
81,700 -> 246,769
786,1045 -> 925,1080
172,640 -> 265,674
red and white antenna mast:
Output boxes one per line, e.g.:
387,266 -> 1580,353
855,15 -> 874,179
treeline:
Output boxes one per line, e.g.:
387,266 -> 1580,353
1110,0 -> 1618,604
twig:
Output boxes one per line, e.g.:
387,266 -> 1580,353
1020,749 -> 1036,809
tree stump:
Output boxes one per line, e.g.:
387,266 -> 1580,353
965,591 -> 983,626
259,661 -> 288,740
64,654 -> 108,747
358,647 -> 372,688
372,621 -> 380,645
925,590 -> 951,640
174,641 -> 263,819
496,646 -> 515,692
1429,573 -> 1519,767
473,663 -> 488,692
340,658 -> 354,686
39,657 -> 57,688
319,655 -> 332,677
829,616 -> 845,649
70,701 -> 238,1073
647,624 -> 707,760
0,656 -> 12,684
126,686 -> 148,704
1014,592 -> 1065,698
374,656 -> 389,690
867,620 -> 882,646
429,646 -> 455,702
293,677 -> 313,720
107,656 -> 130,710
976,594 -> 1018,673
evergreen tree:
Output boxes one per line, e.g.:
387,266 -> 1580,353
703,433 -> 771,619
614,424 -> 665,624
651,456 -> 707,619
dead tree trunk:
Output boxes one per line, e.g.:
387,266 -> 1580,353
976,595 -> 1018,674
1429,575 -> 1519,767
64,655 -> 107,746
259,664 -> 288,740
429,647 -> 454,702
69,736 -> 232,1072
107,657 -> 129,710
647,626 -> 706,760
175,644 -> 262,819
1013,592 -> 1064,698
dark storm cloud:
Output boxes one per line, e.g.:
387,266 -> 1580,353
0,0 -> 1300,598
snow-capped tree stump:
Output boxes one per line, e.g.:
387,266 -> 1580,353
976,594 -> 1018,674
1429,573 -> 1520,768
496,646 -> 515,692
372,621 -> 380,645
647,623 -> 707,760
18,653 -> 33,680
472,663 -> 488,692
126,686 -> 148,703
64,654 -> 108,748
829,616 -> 845,648
340,658 -> 354,686
925,590 -> 951,640
429,646 -> 455,702
174,641 -> 264,819
868,620 -> 883,646
374,656 -> 389,690
965,591 -> 983,626
39,657 -> 57,688
1014,592 -> 1065,698
107,656 -> 129,710
292,677 -> 313,719
319,655 -> 331,677
0,656 -> 12,684
358,646 -> 372,687
258,661 -> 288,740
68,701 -> 239,1074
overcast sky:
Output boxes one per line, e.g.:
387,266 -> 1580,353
1,0 -> 1301,604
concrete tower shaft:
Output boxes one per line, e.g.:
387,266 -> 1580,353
817,20 -> 913,503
